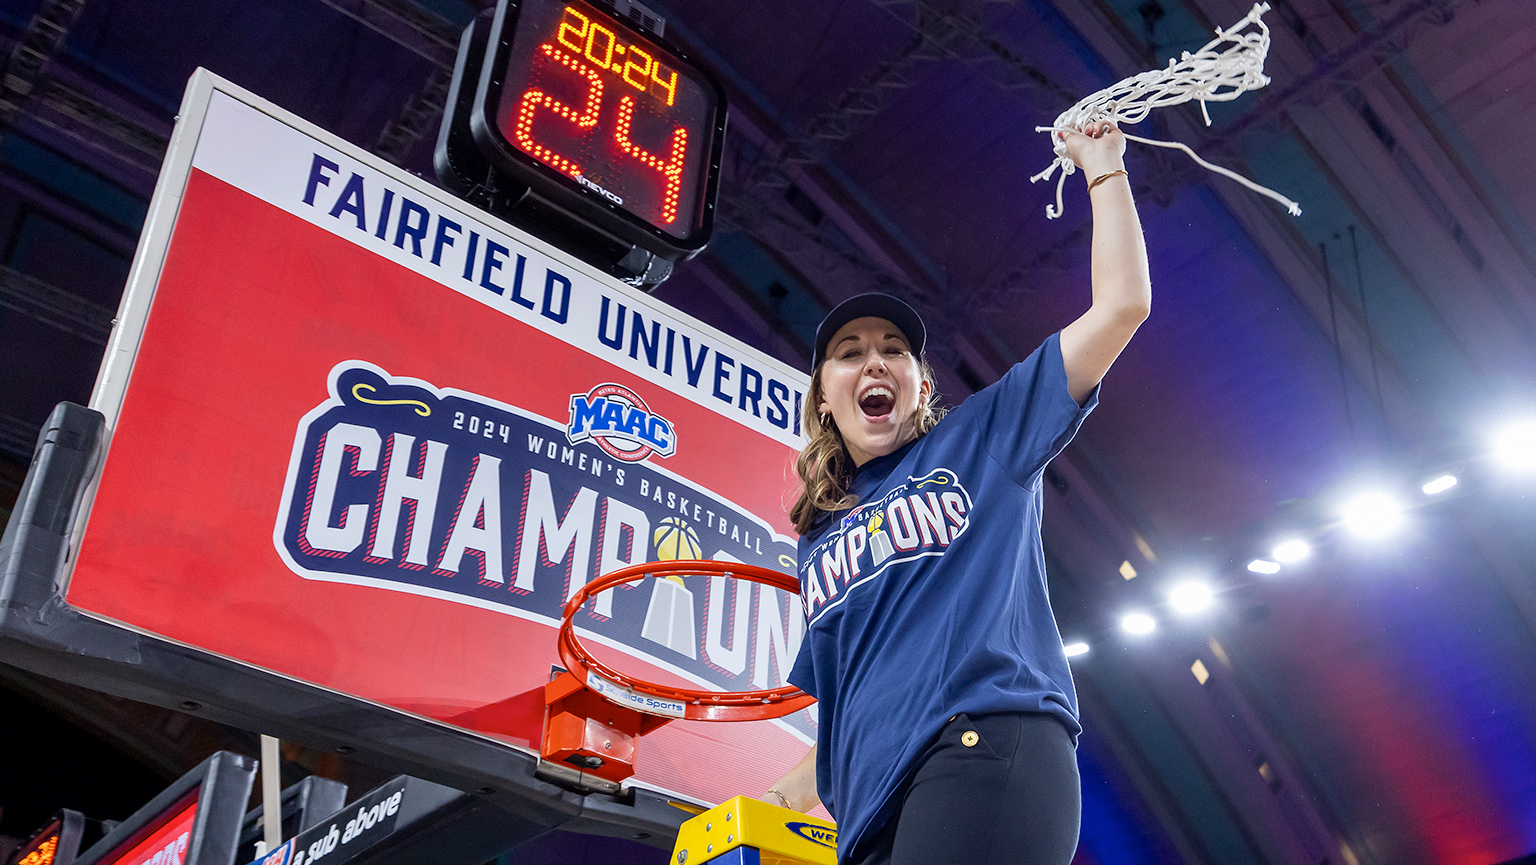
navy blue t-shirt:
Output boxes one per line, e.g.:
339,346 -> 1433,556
787,333 -> 1097,861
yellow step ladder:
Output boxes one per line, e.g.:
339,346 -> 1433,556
672,796 -> 837,865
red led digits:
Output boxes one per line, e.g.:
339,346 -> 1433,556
497,2 -> 709,234
514,44 -> 603,177
615,95 -> 687,223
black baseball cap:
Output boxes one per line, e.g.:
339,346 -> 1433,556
811,293 -> 927,368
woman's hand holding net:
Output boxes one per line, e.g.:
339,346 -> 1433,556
1030,3 -> 1302,219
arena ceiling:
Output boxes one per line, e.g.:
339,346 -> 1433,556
1,0 -> 1534,863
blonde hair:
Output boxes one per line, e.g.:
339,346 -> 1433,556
790,357 -> 946,534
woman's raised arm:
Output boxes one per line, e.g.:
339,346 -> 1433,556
1058,121 -> 1152,404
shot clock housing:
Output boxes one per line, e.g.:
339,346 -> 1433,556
435,0 -> 728,290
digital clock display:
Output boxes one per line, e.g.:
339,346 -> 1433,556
489,0 -> 720,241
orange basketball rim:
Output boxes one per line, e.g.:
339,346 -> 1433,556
540,560 -> 815,787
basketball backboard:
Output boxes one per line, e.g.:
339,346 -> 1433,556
0,70 -> 814,845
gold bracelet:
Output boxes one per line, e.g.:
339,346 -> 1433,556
1087,169 -> 1128,192
766,789 -> 793,810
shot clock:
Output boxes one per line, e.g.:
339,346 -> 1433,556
493,0 -> 710,233
436,0 -> 727,288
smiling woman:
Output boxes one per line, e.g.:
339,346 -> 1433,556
818,318 -> 929,465
765,120 -> 1151,865
790,298 -> 946,531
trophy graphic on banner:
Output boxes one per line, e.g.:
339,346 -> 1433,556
642,518 -> 703,658
867,512 -> 895,566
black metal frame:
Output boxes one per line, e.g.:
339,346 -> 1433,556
56,811 -> 87,865
73,752 -> 255,865
235,776 -> 349,865
455,0 -> 728,261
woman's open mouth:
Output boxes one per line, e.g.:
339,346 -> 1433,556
859,386 -> 895,421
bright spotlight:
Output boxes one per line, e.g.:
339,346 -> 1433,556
1121,612 -> 1157,635
1271,538 -> 1311,564
1247,559 -> 1281,575
1341,491 -> 1404,538
1422,474 -> 1458,495
1493,420 -> 1536,472
1168,581 -> 1214,614
1063,642 -> 1091,658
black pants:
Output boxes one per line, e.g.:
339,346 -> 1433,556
853,712 -> 1081,865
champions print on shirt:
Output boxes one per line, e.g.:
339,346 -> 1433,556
801,468 -> 972,624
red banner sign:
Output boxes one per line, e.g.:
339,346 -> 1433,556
68,82 -> 813,807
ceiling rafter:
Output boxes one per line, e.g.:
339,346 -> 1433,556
974,0 -> 1472,320
312,0 -> 459,164
0,0 -> 85,131
0,411 -> 44,461
313,0 -> 458,66
969,0 -> 1485,437
373,64 -> 452,164
716,0 -> 1106,377
714,9 -> 956,349
868,0 -> 1078,102
0,264 -> 114,346
1222,0 -> 1462,140
733,12 -> 958,189
26,79 -> 168,170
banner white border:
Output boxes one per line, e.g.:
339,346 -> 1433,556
59,70 -> 816,779
73,68 -> 811,583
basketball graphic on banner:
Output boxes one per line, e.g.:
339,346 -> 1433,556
653,517 -> 703,561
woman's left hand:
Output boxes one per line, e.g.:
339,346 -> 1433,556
1059,120 -> 1127,180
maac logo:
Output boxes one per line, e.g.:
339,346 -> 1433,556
567,383 -> 676,463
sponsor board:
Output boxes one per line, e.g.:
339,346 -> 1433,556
586,670 -> 686,719
95,796 -> 197,865
250,843 -> 292,865
263,779 -> 405,865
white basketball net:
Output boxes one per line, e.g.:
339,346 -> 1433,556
1030,3 -> 1301,219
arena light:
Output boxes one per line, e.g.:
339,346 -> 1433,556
1340,491 -> 1404,538
1063,642 -> 1091,658
1247,558 -> 1281,575
1190,658 -> 1211,685
1422,474 -> 1458,495
1271,538 -> 1311,564
1168,580 -> 1214,615
1121,611 -> 1157,635
1492,419 -> 1536,472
